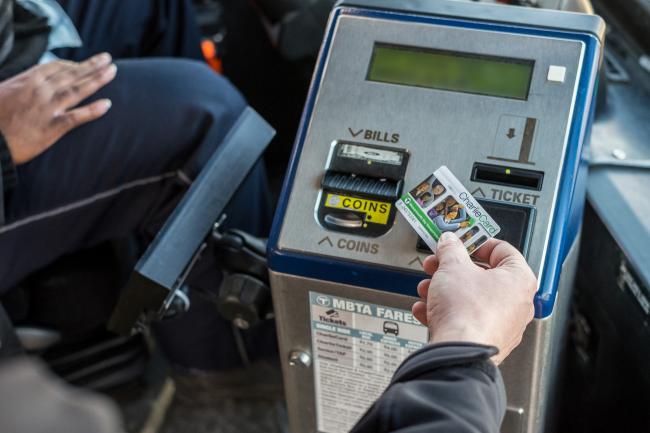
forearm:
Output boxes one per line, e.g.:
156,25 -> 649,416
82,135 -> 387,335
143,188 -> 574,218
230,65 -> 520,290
350,343 -> 506,433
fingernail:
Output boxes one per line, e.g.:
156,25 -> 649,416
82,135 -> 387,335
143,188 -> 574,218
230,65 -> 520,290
96,52 -> 111,64
102,99 -> 112,110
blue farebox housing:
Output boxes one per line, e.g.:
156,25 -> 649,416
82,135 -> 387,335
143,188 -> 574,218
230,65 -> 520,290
268,1 -> 604,432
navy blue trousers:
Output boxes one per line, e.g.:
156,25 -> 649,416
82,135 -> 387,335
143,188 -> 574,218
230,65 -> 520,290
0,0 -> 275,368
54,0 -> 204,61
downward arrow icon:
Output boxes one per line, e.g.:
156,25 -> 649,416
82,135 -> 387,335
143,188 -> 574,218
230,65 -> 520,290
348,127 -> 363,137
408,257 -> 424,268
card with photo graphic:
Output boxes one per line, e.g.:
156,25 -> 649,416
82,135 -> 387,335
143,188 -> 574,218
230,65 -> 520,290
396,166 -> 501,254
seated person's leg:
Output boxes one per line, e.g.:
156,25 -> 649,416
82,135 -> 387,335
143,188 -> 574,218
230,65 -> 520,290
55,0 -> 203,61
0,59 -> 269,295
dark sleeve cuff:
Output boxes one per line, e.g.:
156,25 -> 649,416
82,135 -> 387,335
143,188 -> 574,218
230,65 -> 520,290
349,342 -> 506,433
390,342 -> 500,384
0,130 -> 17,193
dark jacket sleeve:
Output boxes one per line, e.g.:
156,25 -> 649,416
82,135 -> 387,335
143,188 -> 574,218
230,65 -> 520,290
350,342 -> 506,433
0,130 -> 16,225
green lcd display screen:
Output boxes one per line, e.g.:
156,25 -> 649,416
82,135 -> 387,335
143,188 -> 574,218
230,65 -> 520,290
367,43 -> 534,100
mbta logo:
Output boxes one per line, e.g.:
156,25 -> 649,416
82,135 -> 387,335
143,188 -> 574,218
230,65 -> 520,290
316,295 -> 331,307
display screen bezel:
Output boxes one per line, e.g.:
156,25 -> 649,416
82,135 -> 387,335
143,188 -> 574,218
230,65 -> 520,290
366,42 -> 535,101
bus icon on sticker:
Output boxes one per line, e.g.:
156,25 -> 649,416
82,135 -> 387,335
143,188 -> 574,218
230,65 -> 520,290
383,321 -> 399,336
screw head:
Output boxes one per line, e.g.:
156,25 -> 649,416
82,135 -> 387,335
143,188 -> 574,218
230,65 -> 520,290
288,350 -> 312,368
611,149 -> 627,160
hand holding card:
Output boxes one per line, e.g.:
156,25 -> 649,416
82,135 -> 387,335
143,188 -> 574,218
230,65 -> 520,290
396,166 -> 501,254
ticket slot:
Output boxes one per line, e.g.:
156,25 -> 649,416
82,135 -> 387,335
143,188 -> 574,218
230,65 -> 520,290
318,141 -> 409,237
472,162 -> 544,191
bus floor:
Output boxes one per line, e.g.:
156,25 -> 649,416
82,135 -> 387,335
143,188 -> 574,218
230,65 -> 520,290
112,359 -> 288,433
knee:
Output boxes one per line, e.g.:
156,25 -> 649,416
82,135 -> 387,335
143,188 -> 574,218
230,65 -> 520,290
86,59 -> 250,174
131,60 -> 251,174
175,60 -> 247,122
154,60 -> 247,129
109,58 -> 247,127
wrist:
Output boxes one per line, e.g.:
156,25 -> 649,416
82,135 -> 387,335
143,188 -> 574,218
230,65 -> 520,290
429,322 -> 494,347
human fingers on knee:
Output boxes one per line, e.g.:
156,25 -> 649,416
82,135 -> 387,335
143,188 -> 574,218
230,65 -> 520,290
52,99 -> 113,135
53,64 -> 118,110
23,60 -> 74,84
48,53 -> 113,89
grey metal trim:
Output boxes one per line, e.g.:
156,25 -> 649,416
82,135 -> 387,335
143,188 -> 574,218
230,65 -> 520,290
337,0 -> 605,42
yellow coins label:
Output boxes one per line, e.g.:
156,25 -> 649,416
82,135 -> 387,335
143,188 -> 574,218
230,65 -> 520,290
324,193 -> 391,225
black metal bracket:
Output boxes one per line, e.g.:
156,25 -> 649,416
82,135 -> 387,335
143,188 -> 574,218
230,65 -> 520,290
108,107 -> 275,335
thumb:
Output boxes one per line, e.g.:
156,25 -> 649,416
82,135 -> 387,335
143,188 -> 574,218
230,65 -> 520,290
435,232 -> 472,268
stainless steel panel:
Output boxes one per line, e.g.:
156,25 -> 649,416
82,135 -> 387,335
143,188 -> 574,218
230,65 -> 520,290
271,271 -> 420,433
272,232 -> 578,433
277,15 -> 584,281
499,234 -> 580,433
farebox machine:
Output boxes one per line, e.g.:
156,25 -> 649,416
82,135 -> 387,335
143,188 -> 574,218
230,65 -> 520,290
268,1 -> 604,432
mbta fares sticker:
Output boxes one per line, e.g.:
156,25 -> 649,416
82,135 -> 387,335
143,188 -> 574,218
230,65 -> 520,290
310,292 -> 428,433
